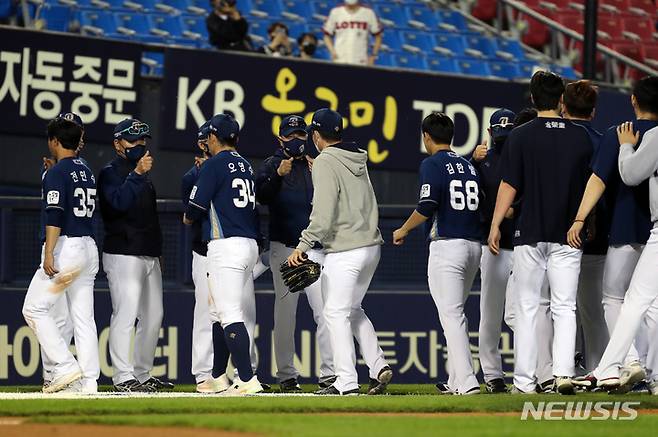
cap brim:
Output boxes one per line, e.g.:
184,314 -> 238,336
122,133 -> 152,141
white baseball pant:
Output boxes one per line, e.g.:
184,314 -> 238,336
322,244 -> 388,393
478,248 -> 513,383
270,242 -> 334,382
41,291 -> 74,383
512,243 -> 582,392
191,250 -> 259,383
104,253 -> 164,385
429,239 -> 481,394
595,228 -> 658,380
576,254 -> 609,371
602,244 -> 647,365
23,236 -> 100,391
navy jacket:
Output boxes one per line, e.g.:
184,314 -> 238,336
255,149 -> 316,248
181,164 -> 207,256
98,157 -> 162,257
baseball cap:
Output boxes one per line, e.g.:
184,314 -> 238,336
489,108 -> 516,140
306,108 -> 343,136
57,112 -> 84,128
279,115 -> 307,137
198,120 -> 212,141
209,113 -> 240,140
113,118 -> 152,141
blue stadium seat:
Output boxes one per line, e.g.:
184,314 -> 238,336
465,35 -> 497,57
114,11 -> 150,35
142,51 -> 164,76
434,32 -> 467,56
80,9 -> 118,35
381,30 -> 403,52
134,33 -> 168,44
458,58 -> 492,76
401,31 -> 435,52
0,0 -> 14,19
249,18 -> 272,40
518,61 -> 541,78
156,0 -> 191,13
551,64 -> 578,79
496,38 -> 526,60
40,4 -> 72,32
436,9 -> 468,31
315,44 -> 332,60
489,61 -> 522,80
427,56 -> 461,74
310,0 -> 335,20
395,53 -> 427,70
287,21 -> 310,39
405,5 -> 439,30
375,52 -> 396,67
250,0 -> 282,18
149,13 -> 183,37
281,0 -> 312,21
179,14 -> 208,39
376,3 -> 410,28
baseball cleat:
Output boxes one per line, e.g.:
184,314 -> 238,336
649,380 -> 658,396
197,378 -> 224,394
556,376 -> 575,395
462,386 -> 481,395
113,379 -> 156,393
435,382 -> 454,395
42,380 -> 52,392
536,379 -> 555,393
485,378 -> 508,393
280,378 -> 302,392
318,375 -> 337,389
368,366 -> 393,395
315,385 -> 359,396
43,370 -> 82,394
630,380 -> 650,394
616,361 -> 646,393
140,376 -> 175,391
509,386 -> 534,394
223,375 -> 264,395
215,374 -> 231,392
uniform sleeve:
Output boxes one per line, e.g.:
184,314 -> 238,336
99,166 -> 147,212
323,8 -> 337,35
368,8 -> 383,35
181,168 -> 197,207
43,169 -> 66,228
415,159 -> 441,218
255,157 -> 283,205
186,161 -> 216,222
619,127 -> 658,186
502,132 -> 523,191
592,129 -> 619,185
297,158 -> 340,253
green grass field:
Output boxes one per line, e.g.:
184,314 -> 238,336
1,385 -> 656,436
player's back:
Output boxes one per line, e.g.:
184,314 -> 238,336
44,157 -> 97,237
193,150 -> 259,241
421,150 -> 481,241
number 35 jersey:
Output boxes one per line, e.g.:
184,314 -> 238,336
188,150 -> 260,241
42,157 -> 97,237
416,150 -> 481,241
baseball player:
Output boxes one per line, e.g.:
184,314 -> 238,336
567,76 -> 658,384
471,109 -> 515,393
394,112 -> 482,395
323,0 -> 382,65
561,80 -> 610,372
184,113 -> 263,395
22,116 -> 100,393
256,115 -> 335,392
287,108 -> 392,396
489,71 -> 593,394
99,119 -> 173,392
581,122 -> 658,392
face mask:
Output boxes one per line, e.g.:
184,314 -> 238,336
302,43 -> 317,56
125,144 -> 146,163
283,137 -> 306,157
491,136 -> 506,152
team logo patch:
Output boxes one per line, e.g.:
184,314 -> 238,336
190,186 -> 198,200
420,184 -> 431,198
47,190 -> 60,205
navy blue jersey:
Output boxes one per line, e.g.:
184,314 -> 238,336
42,157 -> 97,237
416,150 -> 481,241
592,120 -> 656,246
182,164 -> 211,256
187,150 -> 259,241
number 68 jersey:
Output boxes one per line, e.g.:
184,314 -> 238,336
42,157 -> 97,237
416,150 -> 481,241
188,150 -> 259,241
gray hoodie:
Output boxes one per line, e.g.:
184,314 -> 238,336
619,126 -> 658,226
297,143 -> 384,253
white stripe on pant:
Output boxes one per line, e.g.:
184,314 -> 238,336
23,236 -> 100,390
270,241 -> 333,382
322,244 -> 387,393
512,243 -> 582,392
104,253 -> 163,385
428,239 -> 481,394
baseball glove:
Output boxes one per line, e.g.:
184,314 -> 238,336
279,258 -> 322,294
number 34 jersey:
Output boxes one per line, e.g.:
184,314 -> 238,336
42,157 -> 97,237
188,150 -> 260,241
416,150 -> 481,241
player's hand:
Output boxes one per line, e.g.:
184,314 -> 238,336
617,121 -> 639,146
43,252 -> 59,277
43,157 -> 55,171
287,249 -> 306,267
567,220 -> 584,249
472,140 -> 488,162
182,214 -> 193,225
277,157 -> 293,177
488,226 -> 501,255
392,227 -> 408,245
194,156 -> 208,168
135,151 -> 153,175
